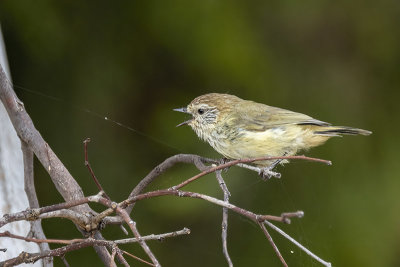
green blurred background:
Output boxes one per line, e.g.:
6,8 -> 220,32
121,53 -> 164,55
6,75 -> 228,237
1,1 -> 399,266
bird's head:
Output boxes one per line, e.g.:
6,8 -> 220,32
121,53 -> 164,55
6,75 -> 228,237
174,93 -> 240,140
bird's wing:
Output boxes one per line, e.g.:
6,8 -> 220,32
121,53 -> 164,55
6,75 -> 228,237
232,100 -> 330,131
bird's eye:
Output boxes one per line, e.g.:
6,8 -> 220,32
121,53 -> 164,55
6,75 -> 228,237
198,108 -> 205,115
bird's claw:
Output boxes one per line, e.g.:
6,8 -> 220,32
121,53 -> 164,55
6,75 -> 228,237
219,158 -> 231,172
258,168 -> 282,180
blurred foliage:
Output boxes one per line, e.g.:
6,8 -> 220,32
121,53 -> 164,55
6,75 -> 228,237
1,1 -> 399,266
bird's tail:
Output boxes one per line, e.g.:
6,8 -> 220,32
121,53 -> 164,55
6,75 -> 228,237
314,126 -> 372,137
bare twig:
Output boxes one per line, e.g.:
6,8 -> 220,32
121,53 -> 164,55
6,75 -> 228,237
101,189 -> 300,227
60,255 -> 70,267
215,170 -> 231,197
0,197 -> 91,229
115,228 -> 191,244
258,211 -> 304,225
83,138 -> 110,199
0,231 -> 85,245
0,228 -> 190,246
258,221 -> 288,267
122,250 -> 155,266
263,220 -> 332,267
215,170 -> 233,267
115,251 -> 130,267
21,141 -> 53,267
0,239 -> 110,267
110,244 -> 117,266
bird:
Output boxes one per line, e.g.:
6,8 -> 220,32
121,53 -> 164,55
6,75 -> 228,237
174,93 -> 372,179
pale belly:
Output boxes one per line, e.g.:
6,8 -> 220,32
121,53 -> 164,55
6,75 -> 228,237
206,126 -> 329,165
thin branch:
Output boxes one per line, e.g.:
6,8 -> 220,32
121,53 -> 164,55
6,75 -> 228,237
115,251 -> 130,267
122,250 -> 155,266
0,231 -> 85,245
0,240 -> 99,267
21,141 -> 53,267
21,141 -> 40,210
215,170 -> 231,197
115,228 -> 190,244
215,170 -> 233,267
0,197 -> 91,229
83,138 -> 110,199
97,190 -> 300,228
60,255 -> 70,267
110,244 -> 117,267
258,221 -> 288,267
0,228 -> 190,246
0,239 -> 119,267
263,220 -> 332,267
237,163 -> 281,178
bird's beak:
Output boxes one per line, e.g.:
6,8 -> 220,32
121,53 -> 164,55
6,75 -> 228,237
173,107 -> 190,114
173,107 -> 192,127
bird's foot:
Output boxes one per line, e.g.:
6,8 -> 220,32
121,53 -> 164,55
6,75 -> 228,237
219,158 -> 230,165
218,158 -> 231,172
258,167 -> 282,181
258,153 -> 287,180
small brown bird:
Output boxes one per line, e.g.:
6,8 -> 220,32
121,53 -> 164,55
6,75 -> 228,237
174,93 -> 371,179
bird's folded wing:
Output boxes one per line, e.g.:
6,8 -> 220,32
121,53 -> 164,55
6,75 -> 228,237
232,101 -> 330,132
